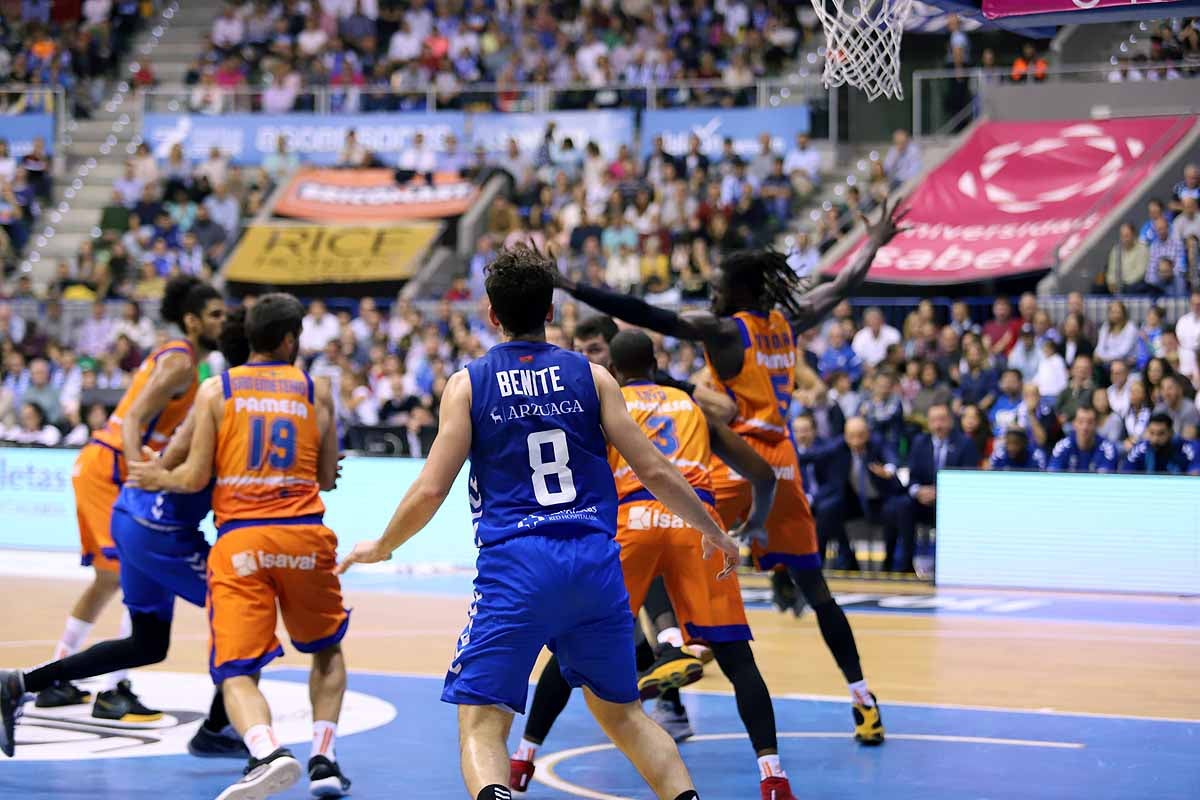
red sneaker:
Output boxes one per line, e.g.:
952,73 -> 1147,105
509,757 -> 535,792
760,776 -> 797,800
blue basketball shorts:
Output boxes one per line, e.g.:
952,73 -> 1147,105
442,531 -> 639,713
110,507 -> 209,621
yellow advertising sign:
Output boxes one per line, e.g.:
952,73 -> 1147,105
224,223 -> 441,285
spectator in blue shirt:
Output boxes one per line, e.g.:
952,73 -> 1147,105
817,323 -> 863,384
989,426 -> 1047,471
859,371 -> 905,451
1139,198 -> 1171,243
1121,413 -> 1200,474
1048,405 -> 1118,472
989,368 -> 1023,437
956,339 -> 998,410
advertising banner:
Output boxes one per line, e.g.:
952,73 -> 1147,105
982,0 -> 1178,19
467,109 -> 635,158
824,117 -> 1193,285
640,106 -> 811,159
142,112 -> 467,166
0,449 -> 478,567
141,110 -> 636,165
223,222 -> 441,287
3,114 -> 55,156
274,168 -> 477,222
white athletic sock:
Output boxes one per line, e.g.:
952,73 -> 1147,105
514,738 -> 538,761
312,720 -> 337,762
102,610 -> 133,691
656,627 -> 684,649
849,680 -> 874,707
757,754 -> 786,781
244,724 -> 280,760
53,616 -> 94,660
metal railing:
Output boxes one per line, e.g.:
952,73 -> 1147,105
911,61 -> 1200,138
138,76 -> 829,116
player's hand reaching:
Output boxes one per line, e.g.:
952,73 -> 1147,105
732,521 -> 768,548
700,528 -> 740,580
333,538 -> 393,575
125,446 -> 167,491
861,193 -> 911,248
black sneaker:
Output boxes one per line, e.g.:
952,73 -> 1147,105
636,645 -> 704,701
188,724 -> 251,759
92,680 -> 162,723
308,755 -> 352,798
216,748 -> 303,800
35,681 -> 92,708
1,670 -> 27,758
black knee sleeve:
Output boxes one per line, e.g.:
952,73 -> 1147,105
24,612 -> 172,693
674,792 -> 700,800
790,570 -> 863,684
523,654 -> 573,745
643,576 -> 678,633
477,784 -> 514,800
711,640 -> 777,754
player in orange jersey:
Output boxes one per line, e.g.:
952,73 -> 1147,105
552,197 -> 908,745
33,276 -> 224,722
127,294 -> 349,800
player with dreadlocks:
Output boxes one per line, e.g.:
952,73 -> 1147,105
553,197 -> 908,749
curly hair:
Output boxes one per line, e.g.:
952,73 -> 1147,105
160,276 -> 220,330
484,246 -> 556,337
721,249 -> 809,318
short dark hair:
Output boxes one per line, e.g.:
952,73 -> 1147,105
575,315 -> 618,344
1001,367 -> 1023,382
609,329 -> 657,378
485,247 -> 555,337
1148,411 -> 1174,429
246,293 -> 304,354
219,306 -> 251,367
1074,404 -> 1096,419
161,276 -> 220,329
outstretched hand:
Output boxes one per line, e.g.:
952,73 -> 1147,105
700,529 -> 741,580
861,194 -> 911,248
333,538 -> 393,575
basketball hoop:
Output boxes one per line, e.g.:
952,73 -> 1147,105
810,0 -> 913,102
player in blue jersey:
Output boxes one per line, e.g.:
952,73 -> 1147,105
1047,406 -> 1118,473
337,247 -> 740,800
0,309 -> 252,760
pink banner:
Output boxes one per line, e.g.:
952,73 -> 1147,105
982,0 -> 1178,19
824,117 -> 1193,285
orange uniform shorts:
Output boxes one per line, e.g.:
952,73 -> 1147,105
207,520 -> 349,683
712,437 -> 822,571
72,442 -> 124,572
616,498 -> 751,644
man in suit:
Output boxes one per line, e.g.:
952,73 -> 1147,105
796,416 -> 901,571
883,403 -> 979,573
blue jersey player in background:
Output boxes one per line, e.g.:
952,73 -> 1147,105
338,247 -> 739,800
1,308 -> 253,761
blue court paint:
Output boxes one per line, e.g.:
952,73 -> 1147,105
2,671 -> 1196,800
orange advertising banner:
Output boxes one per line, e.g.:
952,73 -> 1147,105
274,168 -> 478,223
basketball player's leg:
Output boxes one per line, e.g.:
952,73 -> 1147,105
555,533 -> 697,799
276,525 -> 352,796
208,527 -> 302,800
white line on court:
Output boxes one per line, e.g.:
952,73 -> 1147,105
533,732 -> 1086,800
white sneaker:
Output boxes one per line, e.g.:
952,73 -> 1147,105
650,698 -> 694,743
216,748 -> 303,800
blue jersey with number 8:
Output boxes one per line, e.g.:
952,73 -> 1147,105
466,341 -> 616,547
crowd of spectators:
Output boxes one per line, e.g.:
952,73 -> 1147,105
1107,19 -> 1200,82
1104,163 -> 1200,296
0,1 -> 154,117
187,0 -> 811,114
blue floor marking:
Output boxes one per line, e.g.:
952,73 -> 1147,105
2,670 -> 1196,800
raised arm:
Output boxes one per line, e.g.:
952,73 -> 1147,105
126,376 -> 223,493
787,195 -> 909,334
120,350 -> 196,463
336,370 -> 473,572
709,421 -> 776,543
593,364 -> 739,570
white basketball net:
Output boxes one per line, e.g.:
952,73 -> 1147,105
809,0 -> 914,102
